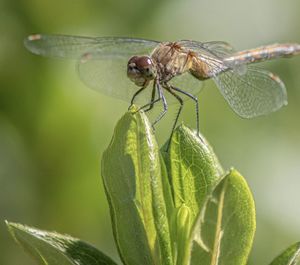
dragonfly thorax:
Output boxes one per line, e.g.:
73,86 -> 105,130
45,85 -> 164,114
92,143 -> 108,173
127,55 -> 156,87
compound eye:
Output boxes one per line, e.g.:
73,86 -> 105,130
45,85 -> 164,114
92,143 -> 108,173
136,56 -> 152,69
127,56 -> 155,82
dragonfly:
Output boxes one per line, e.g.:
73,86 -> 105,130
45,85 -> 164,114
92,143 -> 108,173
24,34 -> 300,149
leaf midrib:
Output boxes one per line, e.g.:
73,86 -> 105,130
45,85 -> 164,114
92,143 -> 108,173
210,179 -> 228,265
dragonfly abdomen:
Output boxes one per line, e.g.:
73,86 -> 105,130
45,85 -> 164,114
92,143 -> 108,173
224,43 -> 300,67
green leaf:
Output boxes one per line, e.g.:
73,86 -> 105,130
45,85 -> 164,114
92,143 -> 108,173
6,221 -> 117,265
101,106 -> 173,265
162,125 -> 223,265
189,169 -> 256,265
163,125 -> 223,220
269,242 -> 300,265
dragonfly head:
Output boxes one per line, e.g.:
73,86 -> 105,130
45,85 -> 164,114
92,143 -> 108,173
127,56 -> 156,86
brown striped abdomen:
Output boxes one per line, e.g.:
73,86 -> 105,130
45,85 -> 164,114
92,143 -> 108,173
224,43 -> 300,67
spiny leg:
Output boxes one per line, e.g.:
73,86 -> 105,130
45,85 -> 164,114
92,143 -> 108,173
137,97 -> 161,112
128,85 -> 147,110
143,82 -> 157,112
163,84 -> 184,151
171,86 -> 199,136
137,82 -> 159,112
151,82 -> 168,130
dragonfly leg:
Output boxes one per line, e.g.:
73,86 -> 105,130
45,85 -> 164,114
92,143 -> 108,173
137,82 -> 160,112
137,97 -> 161,112
152,82 -> 168,130
163,84 -> 184,151
143,83 -> 157,112
128,85 -> 147,110
171,86 -> 199,136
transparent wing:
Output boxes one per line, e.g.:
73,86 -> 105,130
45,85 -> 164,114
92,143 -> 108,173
200,41 -> 236,57
177,40 -> 287,117
25,34 -> 162,105
24,34 -> 159,59
213,66 -> 288,118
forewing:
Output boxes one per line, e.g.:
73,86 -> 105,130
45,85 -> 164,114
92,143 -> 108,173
200,41 -> 236,57
24,34 -> 159,58
25,34 -> 160,104
213,66 -> 288,118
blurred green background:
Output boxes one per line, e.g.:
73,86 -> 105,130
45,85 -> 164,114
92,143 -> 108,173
1,0 -> 300,264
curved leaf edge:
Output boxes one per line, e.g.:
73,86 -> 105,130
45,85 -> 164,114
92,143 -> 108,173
6,221 -> 118,265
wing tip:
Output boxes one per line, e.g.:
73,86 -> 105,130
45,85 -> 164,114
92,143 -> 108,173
24,34 -> 43,55
27,34 -> 42,41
